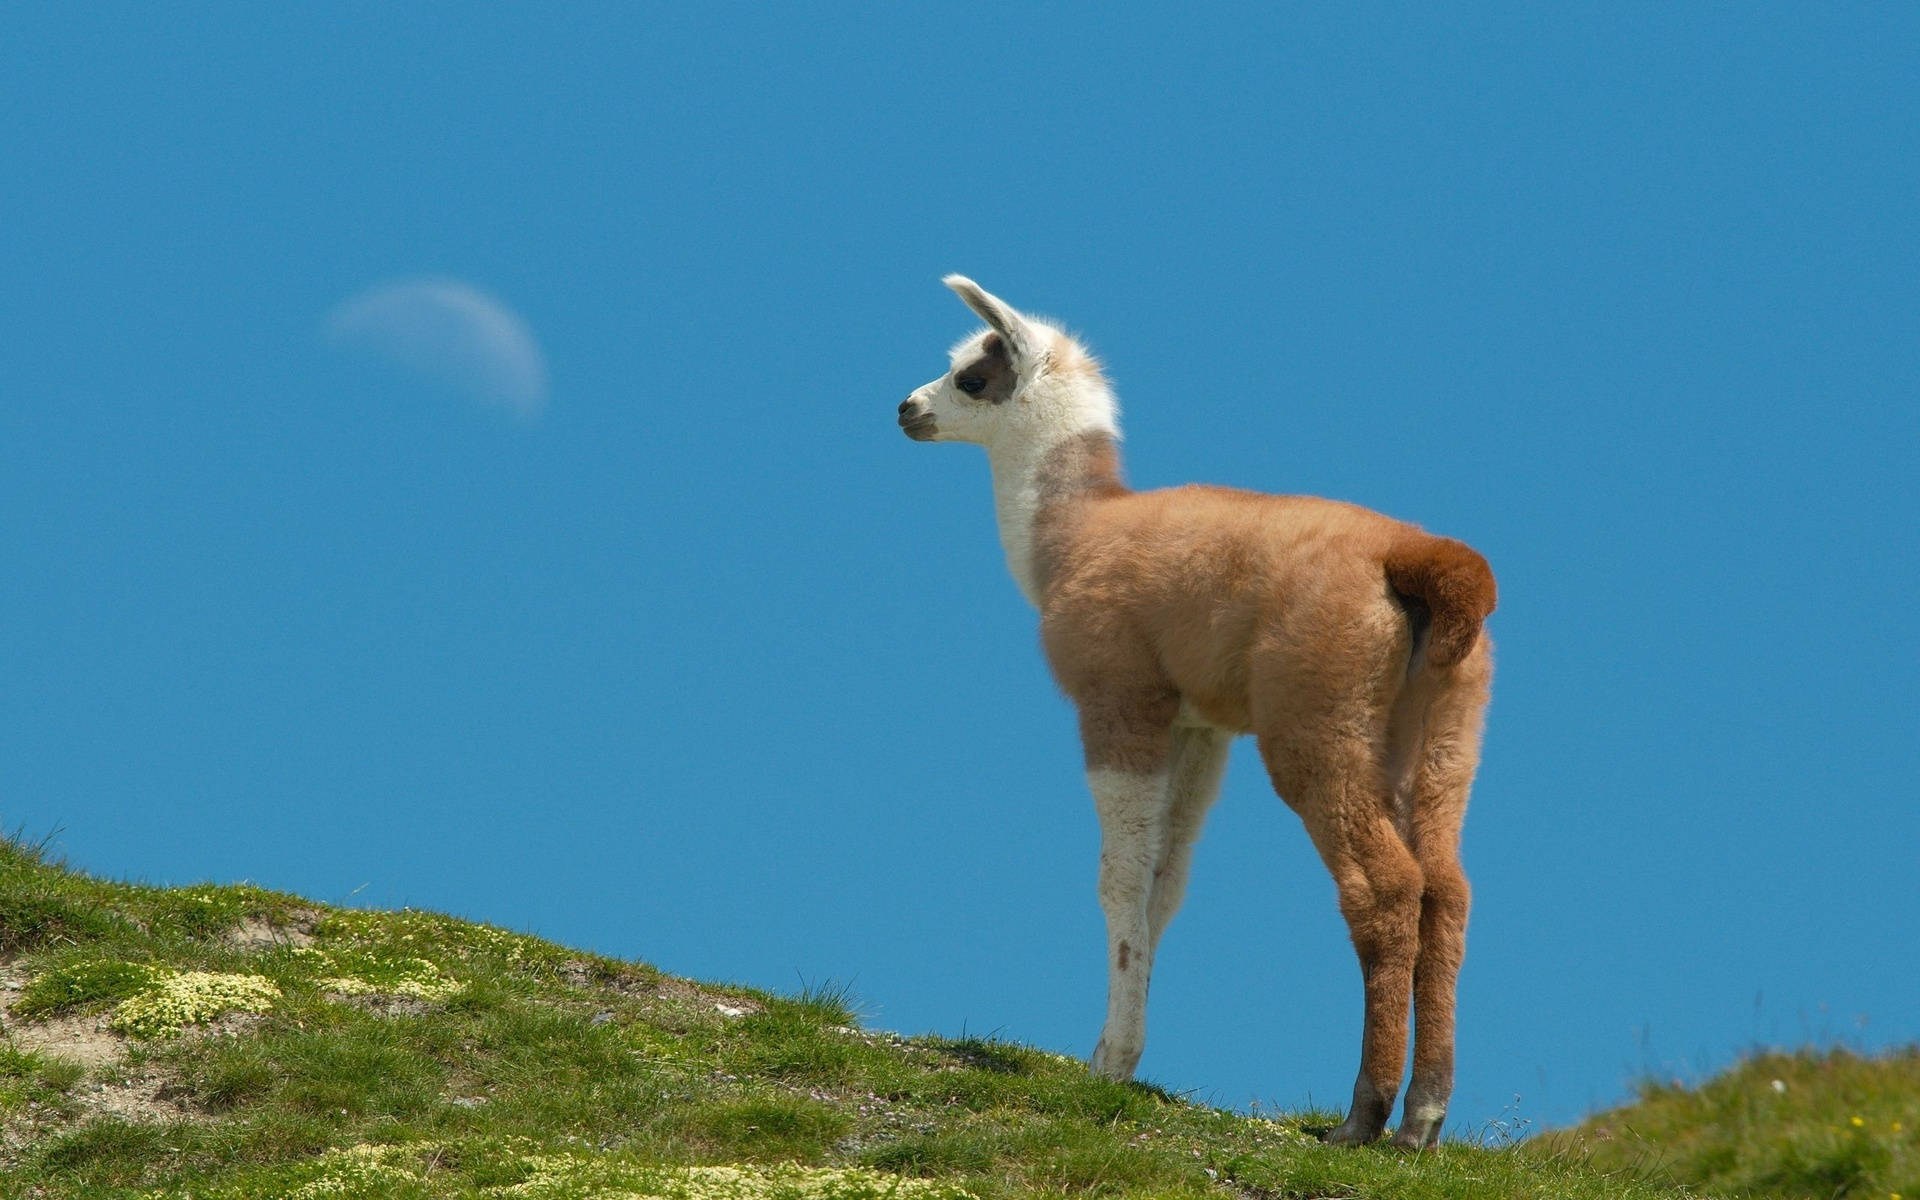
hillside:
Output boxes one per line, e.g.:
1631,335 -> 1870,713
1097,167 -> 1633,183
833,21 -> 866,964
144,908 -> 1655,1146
1538,1047 -> 1918,1199
0,836 -> 1716,1199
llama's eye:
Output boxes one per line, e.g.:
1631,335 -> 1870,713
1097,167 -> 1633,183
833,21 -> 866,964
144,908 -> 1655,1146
956,375 -> 986,395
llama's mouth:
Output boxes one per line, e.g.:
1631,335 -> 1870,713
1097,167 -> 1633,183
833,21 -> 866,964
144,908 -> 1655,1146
899,413 -> 938,441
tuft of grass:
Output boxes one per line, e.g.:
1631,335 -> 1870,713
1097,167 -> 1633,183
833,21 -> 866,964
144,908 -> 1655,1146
684,1095 -> 854,1161
0,1043 -> 86,1123
31,1118 -> 192,1191
788,978 -> 862,1028
267,1026 -> 448,1121
182,1040 -> 281,1111
0,837 -> 137,954
140,883 -> 259,941
860,1129 -> 999,1177
31,1054 -> 87,1094
13,960 -> 160,1019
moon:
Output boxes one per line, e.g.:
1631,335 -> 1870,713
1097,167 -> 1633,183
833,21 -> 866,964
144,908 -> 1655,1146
326,279 -> 548,419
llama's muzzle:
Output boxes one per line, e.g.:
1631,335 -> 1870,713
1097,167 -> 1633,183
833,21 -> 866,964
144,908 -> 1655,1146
898,398 -> 937,441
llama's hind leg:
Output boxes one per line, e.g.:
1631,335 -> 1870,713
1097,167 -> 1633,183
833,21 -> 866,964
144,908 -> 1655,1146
1392,655 -> 1491,1148
1146,726 -> 1231,957
1081,693 -> 1178,1081
1264,736 -> 1423,1145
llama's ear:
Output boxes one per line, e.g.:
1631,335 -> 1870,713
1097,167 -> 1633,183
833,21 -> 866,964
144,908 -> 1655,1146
943,275 -> 1041,366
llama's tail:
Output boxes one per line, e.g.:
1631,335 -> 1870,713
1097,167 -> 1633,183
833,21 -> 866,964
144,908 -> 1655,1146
1383,533 -> 1497,670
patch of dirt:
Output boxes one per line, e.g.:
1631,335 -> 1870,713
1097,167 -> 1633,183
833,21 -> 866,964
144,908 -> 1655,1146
557,959 -> 606,990
656,975 -> 764,1015
5,1010 -> 125,1070
4,1009 -> 268,1076
0,1067 -> 205,1168
74,1069 -> 202,1124
2,960 -> 127,1071
557,958 -> 676,996
226,909 -> 319,950
0,962 -> 26,1011
195,1011 -> 269,1040
552,959 -> 766,1023
933,1041 -> 1029,1074
327,992 -> 438,1018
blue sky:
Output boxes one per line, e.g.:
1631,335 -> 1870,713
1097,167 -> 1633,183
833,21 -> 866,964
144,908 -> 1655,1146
4,5 -> 1916,1133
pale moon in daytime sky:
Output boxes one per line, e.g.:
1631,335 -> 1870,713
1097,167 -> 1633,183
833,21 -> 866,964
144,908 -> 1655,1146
326,279 -> 548,419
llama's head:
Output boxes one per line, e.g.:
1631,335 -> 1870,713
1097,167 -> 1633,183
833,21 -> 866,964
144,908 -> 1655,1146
898,276 -> 1117,451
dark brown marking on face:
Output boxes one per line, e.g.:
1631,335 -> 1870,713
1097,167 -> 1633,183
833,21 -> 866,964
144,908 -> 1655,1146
1030,430 -> 1129,597
1116,941 -> 1132,971
953,332 -> 1017,405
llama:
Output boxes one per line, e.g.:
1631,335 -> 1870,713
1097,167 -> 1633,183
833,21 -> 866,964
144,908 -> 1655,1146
896,277 -> 1496,1148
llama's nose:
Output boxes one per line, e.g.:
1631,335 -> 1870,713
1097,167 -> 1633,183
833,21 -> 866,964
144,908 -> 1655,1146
898,398 -> 915,416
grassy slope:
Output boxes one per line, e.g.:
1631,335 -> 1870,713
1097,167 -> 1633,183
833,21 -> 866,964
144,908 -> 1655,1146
0,837 -> 1708,1199
1538,1048 -> 1919,1200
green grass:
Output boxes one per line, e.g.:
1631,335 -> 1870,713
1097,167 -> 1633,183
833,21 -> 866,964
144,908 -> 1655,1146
1536,1047 -> 1919,1199
0,833 -> 1887,1199
13,960 -> 160,1020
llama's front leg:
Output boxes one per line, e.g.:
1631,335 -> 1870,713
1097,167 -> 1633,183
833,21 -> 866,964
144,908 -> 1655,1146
1088,764 -> 1170,1081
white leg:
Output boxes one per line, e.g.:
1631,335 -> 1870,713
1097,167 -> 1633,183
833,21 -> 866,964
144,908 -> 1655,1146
1147,727 -> 1230,955
1088,766 -> 1170,1081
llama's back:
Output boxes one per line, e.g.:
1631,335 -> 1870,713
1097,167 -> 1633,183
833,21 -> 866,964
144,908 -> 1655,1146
1133,487 -> 1493,666
1040,484 -> 1490,731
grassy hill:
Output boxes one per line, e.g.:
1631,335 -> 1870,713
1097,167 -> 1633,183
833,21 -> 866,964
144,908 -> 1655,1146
0,834 -> 1887,1200
1538,1048 -> 1917,1200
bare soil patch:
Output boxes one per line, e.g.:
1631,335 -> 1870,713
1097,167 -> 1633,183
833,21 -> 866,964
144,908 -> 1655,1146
6,1011 -> 124,1071
226,909 -> 319,950
2,960 -> 127,1072
74,1069 -> 202,1124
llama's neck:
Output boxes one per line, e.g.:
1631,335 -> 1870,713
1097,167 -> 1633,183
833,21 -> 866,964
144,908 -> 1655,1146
986,423 -> 1125,606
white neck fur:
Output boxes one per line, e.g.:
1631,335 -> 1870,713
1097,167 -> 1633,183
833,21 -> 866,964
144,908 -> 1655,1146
982,375 -> 1120,606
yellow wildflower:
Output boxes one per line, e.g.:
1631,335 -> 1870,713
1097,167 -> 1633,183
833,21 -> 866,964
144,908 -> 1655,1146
288,1144 -> 421,1199
1851,1115 -> 1866,1128
112,971 -> 280,1039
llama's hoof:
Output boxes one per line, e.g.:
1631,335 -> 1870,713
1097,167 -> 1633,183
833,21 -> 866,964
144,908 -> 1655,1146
1390,1100 -> 1446,1149
1390,1119 -> 1442,1150
1088,1038 -> 1139,1081
1321,1116 -> 1387,1146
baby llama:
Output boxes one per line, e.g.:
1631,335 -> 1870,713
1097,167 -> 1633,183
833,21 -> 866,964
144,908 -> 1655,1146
896,276 -> 1496,1148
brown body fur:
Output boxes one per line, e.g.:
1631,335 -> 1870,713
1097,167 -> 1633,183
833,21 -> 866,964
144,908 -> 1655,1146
1037,436 -> 1495,1148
